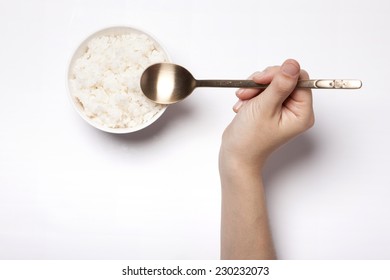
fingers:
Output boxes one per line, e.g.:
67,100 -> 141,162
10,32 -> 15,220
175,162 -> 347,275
233,99 -> 246,113
258,59 -> 300,115
235,66 -> 279,100
233,59 -> 305,114
288,69 -> 312,103
300,69 -> 309,80
235,72 -> 263,100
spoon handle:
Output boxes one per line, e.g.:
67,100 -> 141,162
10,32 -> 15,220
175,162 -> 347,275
196,79 -> 362,89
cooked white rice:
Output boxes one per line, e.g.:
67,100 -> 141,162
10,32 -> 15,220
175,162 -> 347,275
69,33 -> 168,129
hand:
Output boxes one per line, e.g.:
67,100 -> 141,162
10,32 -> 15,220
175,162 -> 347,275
220,59 -> 314,170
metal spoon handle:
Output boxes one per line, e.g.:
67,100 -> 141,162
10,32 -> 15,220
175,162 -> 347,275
196,79 -> 362,89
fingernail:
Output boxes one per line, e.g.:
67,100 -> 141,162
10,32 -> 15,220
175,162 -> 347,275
282,62 -> 299,77
233,100 -> 244,111
236,88 -> 245,96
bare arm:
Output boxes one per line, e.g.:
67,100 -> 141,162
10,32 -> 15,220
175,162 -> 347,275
219,59 -> 314,259
220,153 -> 276,259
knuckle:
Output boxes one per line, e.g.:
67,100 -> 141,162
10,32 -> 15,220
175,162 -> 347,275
300,69 -> 310,79
306,114 -> 315,129
263,65 -> 279,73
294,112 -> 315,133
301,114 -> 315,130
248,71 -> 262,79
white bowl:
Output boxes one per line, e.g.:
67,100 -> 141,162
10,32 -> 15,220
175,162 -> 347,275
67,26 -> 170,133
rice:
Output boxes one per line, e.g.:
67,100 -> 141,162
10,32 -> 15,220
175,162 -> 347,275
69,32 -> 168,129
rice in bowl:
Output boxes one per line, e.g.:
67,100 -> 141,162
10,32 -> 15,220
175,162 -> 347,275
68,27 -> 169,133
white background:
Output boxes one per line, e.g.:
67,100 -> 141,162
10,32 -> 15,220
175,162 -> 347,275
1,0 -> 389,259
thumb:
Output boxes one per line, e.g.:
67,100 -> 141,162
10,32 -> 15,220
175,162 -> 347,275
259,59 -> 300,116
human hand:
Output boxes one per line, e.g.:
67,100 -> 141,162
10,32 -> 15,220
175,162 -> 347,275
220,59 -> 314,171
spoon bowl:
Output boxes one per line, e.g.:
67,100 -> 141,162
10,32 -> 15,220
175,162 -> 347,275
141,63 -> 197,104
140,63 -> 363,105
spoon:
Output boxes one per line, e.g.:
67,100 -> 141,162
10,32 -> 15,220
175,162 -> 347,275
140,63 -> 362,104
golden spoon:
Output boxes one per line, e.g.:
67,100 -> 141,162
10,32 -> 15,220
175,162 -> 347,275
140,63 -> 362,104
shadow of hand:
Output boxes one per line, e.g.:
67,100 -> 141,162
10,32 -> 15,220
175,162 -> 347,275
263,133 -> 318,188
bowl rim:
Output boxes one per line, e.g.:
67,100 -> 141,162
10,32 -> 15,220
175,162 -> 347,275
66,25 -> 170,134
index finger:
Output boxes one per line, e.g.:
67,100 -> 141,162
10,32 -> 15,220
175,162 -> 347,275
237,66 -> 279,100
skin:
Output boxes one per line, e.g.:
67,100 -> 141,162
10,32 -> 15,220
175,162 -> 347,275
219,59 -> 314,259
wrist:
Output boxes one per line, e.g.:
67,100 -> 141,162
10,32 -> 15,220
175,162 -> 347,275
219,146 -> 266,181
219,143 -> 267,172
219,147 -> 267,196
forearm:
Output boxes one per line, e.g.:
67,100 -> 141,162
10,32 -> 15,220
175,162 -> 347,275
218,59 -> 312,260
219,150 -> 276,260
